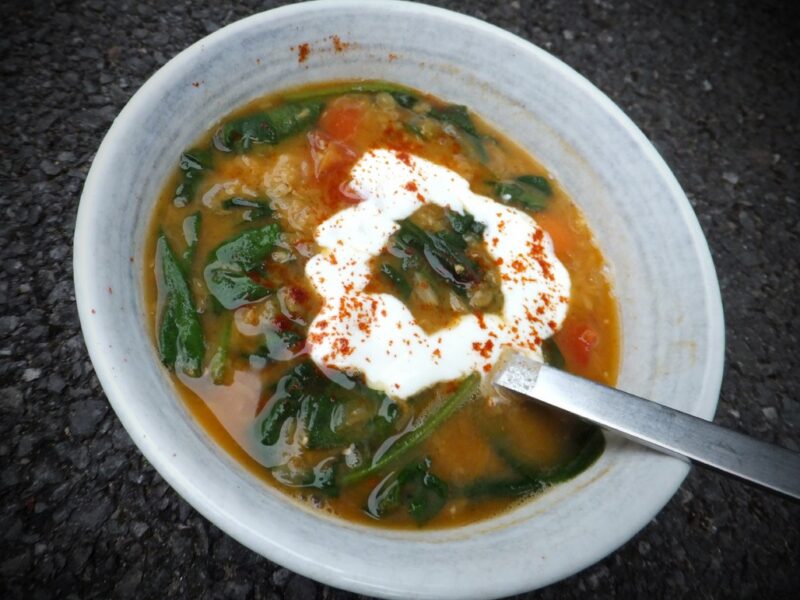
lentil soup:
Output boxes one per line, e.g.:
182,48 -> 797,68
145,80 -> 619,528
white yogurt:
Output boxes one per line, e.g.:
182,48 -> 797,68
305,149 -> 570,398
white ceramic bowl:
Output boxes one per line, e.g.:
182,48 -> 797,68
74,1 -> 724,598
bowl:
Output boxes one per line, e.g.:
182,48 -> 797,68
73,1 -> 725,597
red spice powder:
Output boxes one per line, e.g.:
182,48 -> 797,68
296,43 -> 311,63
332,337 -> 353,356
524,309 -> 540,324
471,339 -> 494,358
330,35 -> 350,52
527,229 -> 554,281
396,151 -> 412,166
404,181 -> 418,192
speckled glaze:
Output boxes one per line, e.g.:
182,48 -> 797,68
73,1 -> 724,598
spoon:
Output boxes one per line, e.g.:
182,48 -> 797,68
491,350 -> 800,500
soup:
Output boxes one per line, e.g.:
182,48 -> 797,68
145,81 -> 619,528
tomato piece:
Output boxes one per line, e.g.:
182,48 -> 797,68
555,322 -> 599,367
319,103 -> 364,142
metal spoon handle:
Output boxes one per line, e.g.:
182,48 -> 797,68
492,352 -> 800,500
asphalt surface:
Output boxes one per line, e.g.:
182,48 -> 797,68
1,0 -> 799,598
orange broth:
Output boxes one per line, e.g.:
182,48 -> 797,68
144,80 -> 619,528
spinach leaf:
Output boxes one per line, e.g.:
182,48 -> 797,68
428,104 -> 488,161
181,212 -> 201,267
250,329 -> 305,364
259,361 -> 315,445
542,426 -> 605,483
174,148 -> 212,206
259,398 -> 296,446
312,456 -> 341,495
282,81 -> 418,105
491,175 -> 553,211
155,234 -> 205,376
222,197 -> 273,221
464,426 -> 605,499
270,462 -> 314,487
258,364 -> 402,496
208,313 -> 233,385
397,219 -> 481,294
460,477 -> 546,499
203,223 -> 281,309
446,208 -> 485,237
341,373 -> 480,486
379,263 -> 412,299
542,338 -> 565,369
260,362 -> 398,453
299,394 -> 343,450
387,231 -> 421,272
402,121 -> 426,139
330,381 -> 399,449
221,101 -> 324,152
367,457 -> 448,523
429,104 -> 479,136
517,175 -> 553,194
270,455 -> 342,497
390,91 -> 419,109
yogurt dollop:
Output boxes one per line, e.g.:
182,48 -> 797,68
305,149 -> 570,398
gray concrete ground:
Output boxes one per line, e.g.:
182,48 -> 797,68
1,0 -> 798,598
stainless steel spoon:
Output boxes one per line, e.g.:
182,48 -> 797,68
491,350 -> 800,500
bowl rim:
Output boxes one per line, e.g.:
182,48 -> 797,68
74,1 -> 725,597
